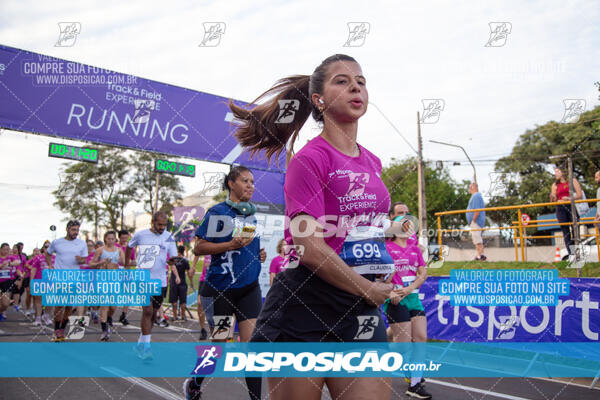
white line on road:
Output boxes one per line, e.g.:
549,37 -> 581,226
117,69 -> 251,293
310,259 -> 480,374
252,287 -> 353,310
126,323 -> 194,333
102,367 -> 182,400
427,379 -> 533,400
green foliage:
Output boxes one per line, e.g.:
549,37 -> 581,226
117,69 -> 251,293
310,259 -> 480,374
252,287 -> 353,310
53,147 -> 184,231
129,152 -> 184,215
381,157 -> 470,234
489,105 -> 600,224
53,146 -> 135,231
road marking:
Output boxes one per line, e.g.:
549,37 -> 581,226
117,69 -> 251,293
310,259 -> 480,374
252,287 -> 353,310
102,367 -> 182,400
126,323 -> 194,333
427,379 -> 532,400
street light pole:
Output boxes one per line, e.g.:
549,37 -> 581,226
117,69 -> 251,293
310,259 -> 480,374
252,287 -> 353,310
429,140 -> 477,183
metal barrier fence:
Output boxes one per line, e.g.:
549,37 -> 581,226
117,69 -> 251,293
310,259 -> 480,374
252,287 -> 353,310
435,199 -> 600,263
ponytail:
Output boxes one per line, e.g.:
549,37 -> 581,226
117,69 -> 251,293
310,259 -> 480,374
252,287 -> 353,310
228,75 -> 314,165
228,54 -> 358,166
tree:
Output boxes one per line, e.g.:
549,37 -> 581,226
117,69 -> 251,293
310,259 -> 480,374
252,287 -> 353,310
129,152 -> 184,215
488,105 -> 600,224
53,146 -> 137,235
381,157 -> 470,236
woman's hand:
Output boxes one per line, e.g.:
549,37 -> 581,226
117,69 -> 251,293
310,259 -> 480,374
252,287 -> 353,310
363,282 -> 394,306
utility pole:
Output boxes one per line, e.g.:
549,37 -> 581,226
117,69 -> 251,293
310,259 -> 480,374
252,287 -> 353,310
417,112 -> 427,236
153,172 -> 160,214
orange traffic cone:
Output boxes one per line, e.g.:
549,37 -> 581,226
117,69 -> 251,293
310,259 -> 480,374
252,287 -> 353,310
553,247 -> 561,262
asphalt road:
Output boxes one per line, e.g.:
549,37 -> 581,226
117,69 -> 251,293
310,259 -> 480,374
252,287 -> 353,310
1,307 -> 598,400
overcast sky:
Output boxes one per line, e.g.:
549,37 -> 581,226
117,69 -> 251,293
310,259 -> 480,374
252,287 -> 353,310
1,0 -> 599,252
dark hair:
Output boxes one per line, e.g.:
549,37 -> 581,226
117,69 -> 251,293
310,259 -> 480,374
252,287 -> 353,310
177,245 -> 185,255
554,164 -> 567,184
104,230 -> 116,241
118,229 -> 129,237
223,165 -> 252,192
389,202 -> 407,217
228,54 -> 358,164
152,211 -> 168,222
1,243 -> 9,249
66,220 -> 80,229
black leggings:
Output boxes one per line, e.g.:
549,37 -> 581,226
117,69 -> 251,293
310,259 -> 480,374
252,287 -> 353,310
556,205 -> 578,254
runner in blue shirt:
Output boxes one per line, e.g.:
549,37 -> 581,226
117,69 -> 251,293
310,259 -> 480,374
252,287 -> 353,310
184,165 -> 265,400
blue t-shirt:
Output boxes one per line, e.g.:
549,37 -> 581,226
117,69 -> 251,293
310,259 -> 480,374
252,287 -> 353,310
466,192 -> 486,227
195,202 -> 261,291
128,229 -> 177,287
47,237 -> 88,269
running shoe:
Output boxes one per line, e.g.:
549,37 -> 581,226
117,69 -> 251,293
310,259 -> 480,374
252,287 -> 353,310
0,313 -> 6,322
406,382 -> 432,399
199,328 -> 208,341
42,314 -> 52,325
133,343 -> 153,362
32,316 -> 41,326
119,312 -> 129,326
25,308 -> 32,317
183,377 -> 202,400
14,305 -> 20,312
52,329 -> 65,342
100,330 -> 110,341
160,318 -> 169,328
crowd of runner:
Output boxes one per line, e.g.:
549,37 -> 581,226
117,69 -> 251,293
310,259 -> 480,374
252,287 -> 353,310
1,54 -> 436,400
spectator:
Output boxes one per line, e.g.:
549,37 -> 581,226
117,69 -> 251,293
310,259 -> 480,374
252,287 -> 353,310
595,171 -> 600,223
168,245 -> 193,321
550,166 -> 582,256
269,239 -> 287,285
466,182 -> 486,261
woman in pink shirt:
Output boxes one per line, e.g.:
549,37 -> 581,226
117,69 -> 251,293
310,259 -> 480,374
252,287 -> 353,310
29,243 -> 55,326
269,239 -> 287,286
188,54 -> 396,400
384,214 -> 431,399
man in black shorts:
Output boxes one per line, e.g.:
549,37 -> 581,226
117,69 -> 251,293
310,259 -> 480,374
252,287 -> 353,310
168,245 -> 193,321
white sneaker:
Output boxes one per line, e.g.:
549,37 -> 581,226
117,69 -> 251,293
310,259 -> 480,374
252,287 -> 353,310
25,309 -> 32,317
33,317 -> 41,326
42,314 -> 53,325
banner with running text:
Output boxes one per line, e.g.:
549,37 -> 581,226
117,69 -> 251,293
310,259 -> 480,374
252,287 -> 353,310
0,44 -> 285,205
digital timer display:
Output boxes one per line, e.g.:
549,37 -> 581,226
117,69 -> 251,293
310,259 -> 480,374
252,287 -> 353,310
155,159 -> 195,177
48,143 -> 98,163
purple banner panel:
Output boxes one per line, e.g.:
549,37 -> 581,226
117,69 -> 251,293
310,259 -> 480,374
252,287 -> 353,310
419,277 -> 600,342
0,44 -> 285,204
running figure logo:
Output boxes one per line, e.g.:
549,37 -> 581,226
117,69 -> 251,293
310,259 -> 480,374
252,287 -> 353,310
211,316 -> 235,340
275,100 -> 300,123
345,173 -> 370,197
137,245 -> 160,269
496,315 -> 520,340
199,22 -> 226,47
133,99 -> 155,124
191,345 -> 223,375
201,172 -> 227,196
220,250 -> 240,283
55,22 -> 81,47
65,316 -> 90,340
354,315 -> 379,340
343,22 -> 370,47
561,99 -> 586,123
484,22 -> 512,47
420,99 -> 445,124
